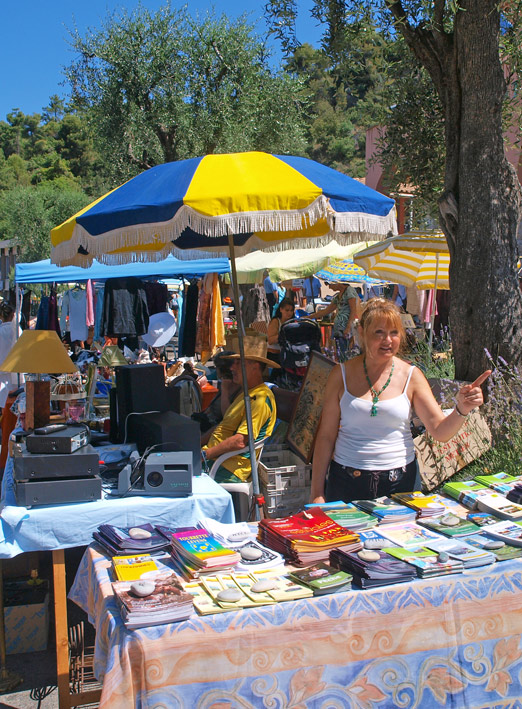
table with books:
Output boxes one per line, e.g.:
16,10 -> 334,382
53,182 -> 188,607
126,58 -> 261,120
0,457 -> 235,709
69,476 -> 522,708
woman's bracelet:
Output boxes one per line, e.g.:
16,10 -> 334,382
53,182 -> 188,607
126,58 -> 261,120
454,403 -> 469,418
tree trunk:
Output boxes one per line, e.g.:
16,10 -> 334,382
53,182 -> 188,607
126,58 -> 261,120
396,0 -> 522,379
448,1 -> 522,379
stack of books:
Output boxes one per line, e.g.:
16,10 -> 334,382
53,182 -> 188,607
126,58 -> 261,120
425,537 -> 496,568
476,493 -> 522,521
464,531 -> 522,561
474,472 -> 519,495
442,480 -> 488,509
374,521 -> 445,549
354,497 -> 417,524
417,515 -> 482,538
112,572 -> 193,629
305,501 -> 378,531
383,546 -> 464,578
199,570 -> 313,610
481,520 -> 522,547
168,527 -> 241,580
288,563 -> 352,595
392,492 -> 446,518
94,523 -> 171,557
112,554 -> 159,581
258,508 -> 361,566
330,548 -> 416,589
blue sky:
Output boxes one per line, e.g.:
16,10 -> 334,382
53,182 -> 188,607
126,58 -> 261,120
1,0 -> 320,121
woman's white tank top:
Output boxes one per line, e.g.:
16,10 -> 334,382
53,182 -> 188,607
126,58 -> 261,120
333,362 -> 415,469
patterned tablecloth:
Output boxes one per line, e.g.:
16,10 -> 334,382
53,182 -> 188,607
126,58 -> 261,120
70,545 -> 522,709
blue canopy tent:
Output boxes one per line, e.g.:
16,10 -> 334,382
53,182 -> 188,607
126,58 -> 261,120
15,255 -> 231,360
15,255 -> 230,284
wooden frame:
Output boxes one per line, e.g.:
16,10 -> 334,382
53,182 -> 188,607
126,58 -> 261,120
286,351 -> 336,463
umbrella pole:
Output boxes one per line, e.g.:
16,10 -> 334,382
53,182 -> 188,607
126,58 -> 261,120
227,234 -> 263,522
428,254 -> 440,351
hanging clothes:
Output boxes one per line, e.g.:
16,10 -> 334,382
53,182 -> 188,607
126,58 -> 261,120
180,282 -> 199,357
35,296 -> 50,330
60,287 -> 88,342
93,284 -> 105,343
143,281 -> 169,316
47,288 -> 61,337
21,290 -> 31,330
86,280 -> 95,327
196,274 -> 213,363
101,278 -> 149,337
210,274 -> 225,357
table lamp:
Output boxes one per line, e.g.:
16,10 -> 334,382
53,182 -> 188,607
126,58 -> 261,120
0,330 -> 78,429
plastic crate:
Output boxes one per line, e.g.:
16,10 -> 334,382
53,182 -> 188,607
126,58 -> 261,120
259,445 -> 312,491
263,487 -> 310,519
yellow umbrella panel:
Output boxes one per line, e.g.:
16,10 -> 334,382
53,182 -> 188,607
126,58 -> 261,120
353,233 -> 450,290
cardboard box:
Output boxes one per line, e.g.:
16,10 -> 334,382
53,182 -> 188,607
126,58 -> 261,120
414,409 -> 492,491
4,580 -> 49,655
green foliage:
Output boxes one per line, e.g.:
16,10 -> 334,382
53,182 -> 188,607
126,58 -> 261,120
0,183 -> 90,262
65,5 -> 308,181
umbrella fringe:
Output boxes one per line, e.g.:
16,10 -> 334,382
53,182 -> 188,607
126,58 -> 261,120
51,199 -> 398,267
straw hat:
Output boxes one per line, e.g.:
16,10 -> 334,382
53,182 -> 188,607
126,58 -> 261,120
142,312 -> 177,348
223,331 -> 280,368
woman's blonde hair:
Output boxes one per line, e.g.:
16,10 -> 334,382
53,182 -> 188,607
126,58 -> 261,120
359,297 -> 406,353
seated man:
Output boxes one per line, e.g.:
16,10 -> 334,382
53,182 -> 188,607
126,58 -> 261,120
201,335 -> 278,484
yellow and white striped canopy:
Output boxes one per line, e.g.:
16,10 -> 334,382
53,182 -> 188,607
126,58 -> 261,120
353,231 -> 450,290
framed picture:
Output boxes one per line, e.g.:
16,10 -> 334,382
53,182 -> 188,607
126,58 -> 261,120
286,351 -> 336,463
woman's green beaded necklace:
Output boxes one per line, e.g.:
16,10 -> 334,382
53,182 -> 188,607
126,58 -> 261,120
363,358 -> 395,417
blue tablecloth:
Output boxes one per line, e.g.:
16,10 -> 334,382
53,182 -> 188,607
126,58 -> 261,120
0,457 -> 234,558
70,545 -> 522,709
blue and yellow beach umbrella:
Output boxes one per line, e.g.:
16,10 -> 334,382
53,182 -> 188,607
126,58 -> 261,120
51,152 -> 397,267
315,259 -> 387,285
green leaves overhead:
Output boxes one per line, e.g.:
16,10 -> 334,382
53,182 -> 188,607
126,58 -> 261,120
65,6 -> 308,181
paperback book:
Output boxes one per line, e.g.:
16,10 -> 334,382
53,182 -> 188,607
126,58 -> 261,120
442,481 -> 488,509
476,493 -> 522,521
392,492 -> 446,518
170,527 -> 241,569
464,532 -> 522,561
383,546 -> 464,578
112,554 -> 160,582
417,516 -> 482,538
304,502 -> 377,531
466,512 -> 500,528
112,573 -> 193,629
424,537 -> 496,568
474,472 -> 519,495
354,497 -> 416,524
330,548 -> 416,589
288,563 -> 352,595
258,509 -> 361,566
96,523 -> 170,555
481,520 -> 522,548
375,522 -> 444,549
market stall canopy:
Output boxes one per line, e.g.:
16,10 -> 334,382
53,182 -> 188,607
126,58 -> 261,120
50,152 -> 397,267
315,258 -> 388,285
232,240 -> 378,284
353,231 -> 450,289
15,255 -> 230,284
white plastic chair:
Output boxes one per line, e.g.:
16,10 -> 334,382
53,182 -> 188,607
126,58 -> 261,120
208,437 -> 269,521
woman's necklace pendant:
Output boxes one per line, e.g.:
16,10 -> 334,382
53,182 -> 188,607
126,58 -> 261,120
363,358 -> 395,417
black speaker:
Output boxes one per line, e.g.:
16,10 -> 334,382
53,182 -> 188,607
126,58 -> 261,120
126,411 -> 202,475
113,364 -> 168,443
